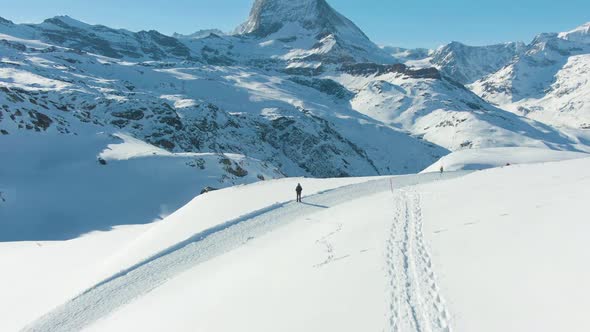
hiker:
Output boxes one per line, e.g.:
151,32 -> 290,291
440,165 -> 444,174
296,183 -> 303,203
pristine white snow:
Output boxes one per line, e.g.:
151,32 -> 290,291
421,147 -> 589,172
2,154 -> 590,331
419,157 -> 590,332
0,175 -> 377,332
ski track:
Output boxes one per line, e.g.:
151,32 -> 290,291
386,184 -> 452,332
22,172 -> 467,332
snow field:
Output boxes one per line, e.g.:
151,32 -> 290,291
22,172 -> 468,332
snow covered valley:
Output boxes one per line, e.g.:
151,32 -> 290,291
2,155 -> 589,331
2,0 -> 590,330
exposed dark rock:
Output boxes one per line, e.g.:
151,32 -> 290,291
200,186 -> 219,195
112,110 -> 144,120
159,116 -> 183,130
340,63 -> 441,79
111,119 -> 129,128
136,30 -> 191,58
0,39 -> 27,52
219,157 -> 232,166
225,163 -> 249,177
289,77 -> 352,99
29,110 -> 53,131
460,141 -> 473,148
154,139 -> 175,150
1,87 -> 25,103
0,17 -> 14,25
283,66 -> 325,77
278,36 -> 297,43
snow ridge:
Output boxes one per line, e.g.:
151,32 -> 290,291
22,172 -> 469,332
22,179 -> 389,332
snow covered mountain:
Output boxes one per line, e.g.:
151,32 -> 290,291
0,16 -> 194,61
331,64 -> 586,151
430,41 -> 525,84
1,1 -> 590,244
1,5 -> 588,181
234,0 -> 394,64
173,29 -> 226,40
471,22 -> 590,129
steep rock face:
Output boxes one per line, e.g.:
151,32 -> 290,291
431,41 -> 525,84
237,0 -> 365,38
234,0 -> 395,64
471,23 -> 590,129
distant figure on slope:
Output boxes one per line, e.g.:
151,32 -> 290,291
296,183 -> 303,203
440,165 -> 444,174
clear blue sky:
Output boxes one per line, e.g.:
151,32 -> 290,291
1,0 -> 589,49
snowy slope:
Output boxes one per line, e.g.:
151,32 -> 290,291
0,130 -> 282,241
419,157 -> 590,332
4,158 -> 589,331
331,67 -> 587,152
471,22 -> 590,129
421,147 -> 589,172
0,176 -> 379,331
16,172 -> 467,332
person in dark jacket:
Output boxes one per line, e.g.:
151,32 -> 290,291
296,183 -> 303,203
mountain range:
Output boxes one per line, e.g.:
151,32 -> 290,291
1,0 -> 589,183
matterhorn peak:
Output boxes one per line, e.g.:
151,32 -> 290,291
236,0 -> 367,39
234,0 -> 395,64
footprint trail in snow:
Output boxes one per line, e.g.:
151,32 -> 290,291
386,186 -> 452,332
